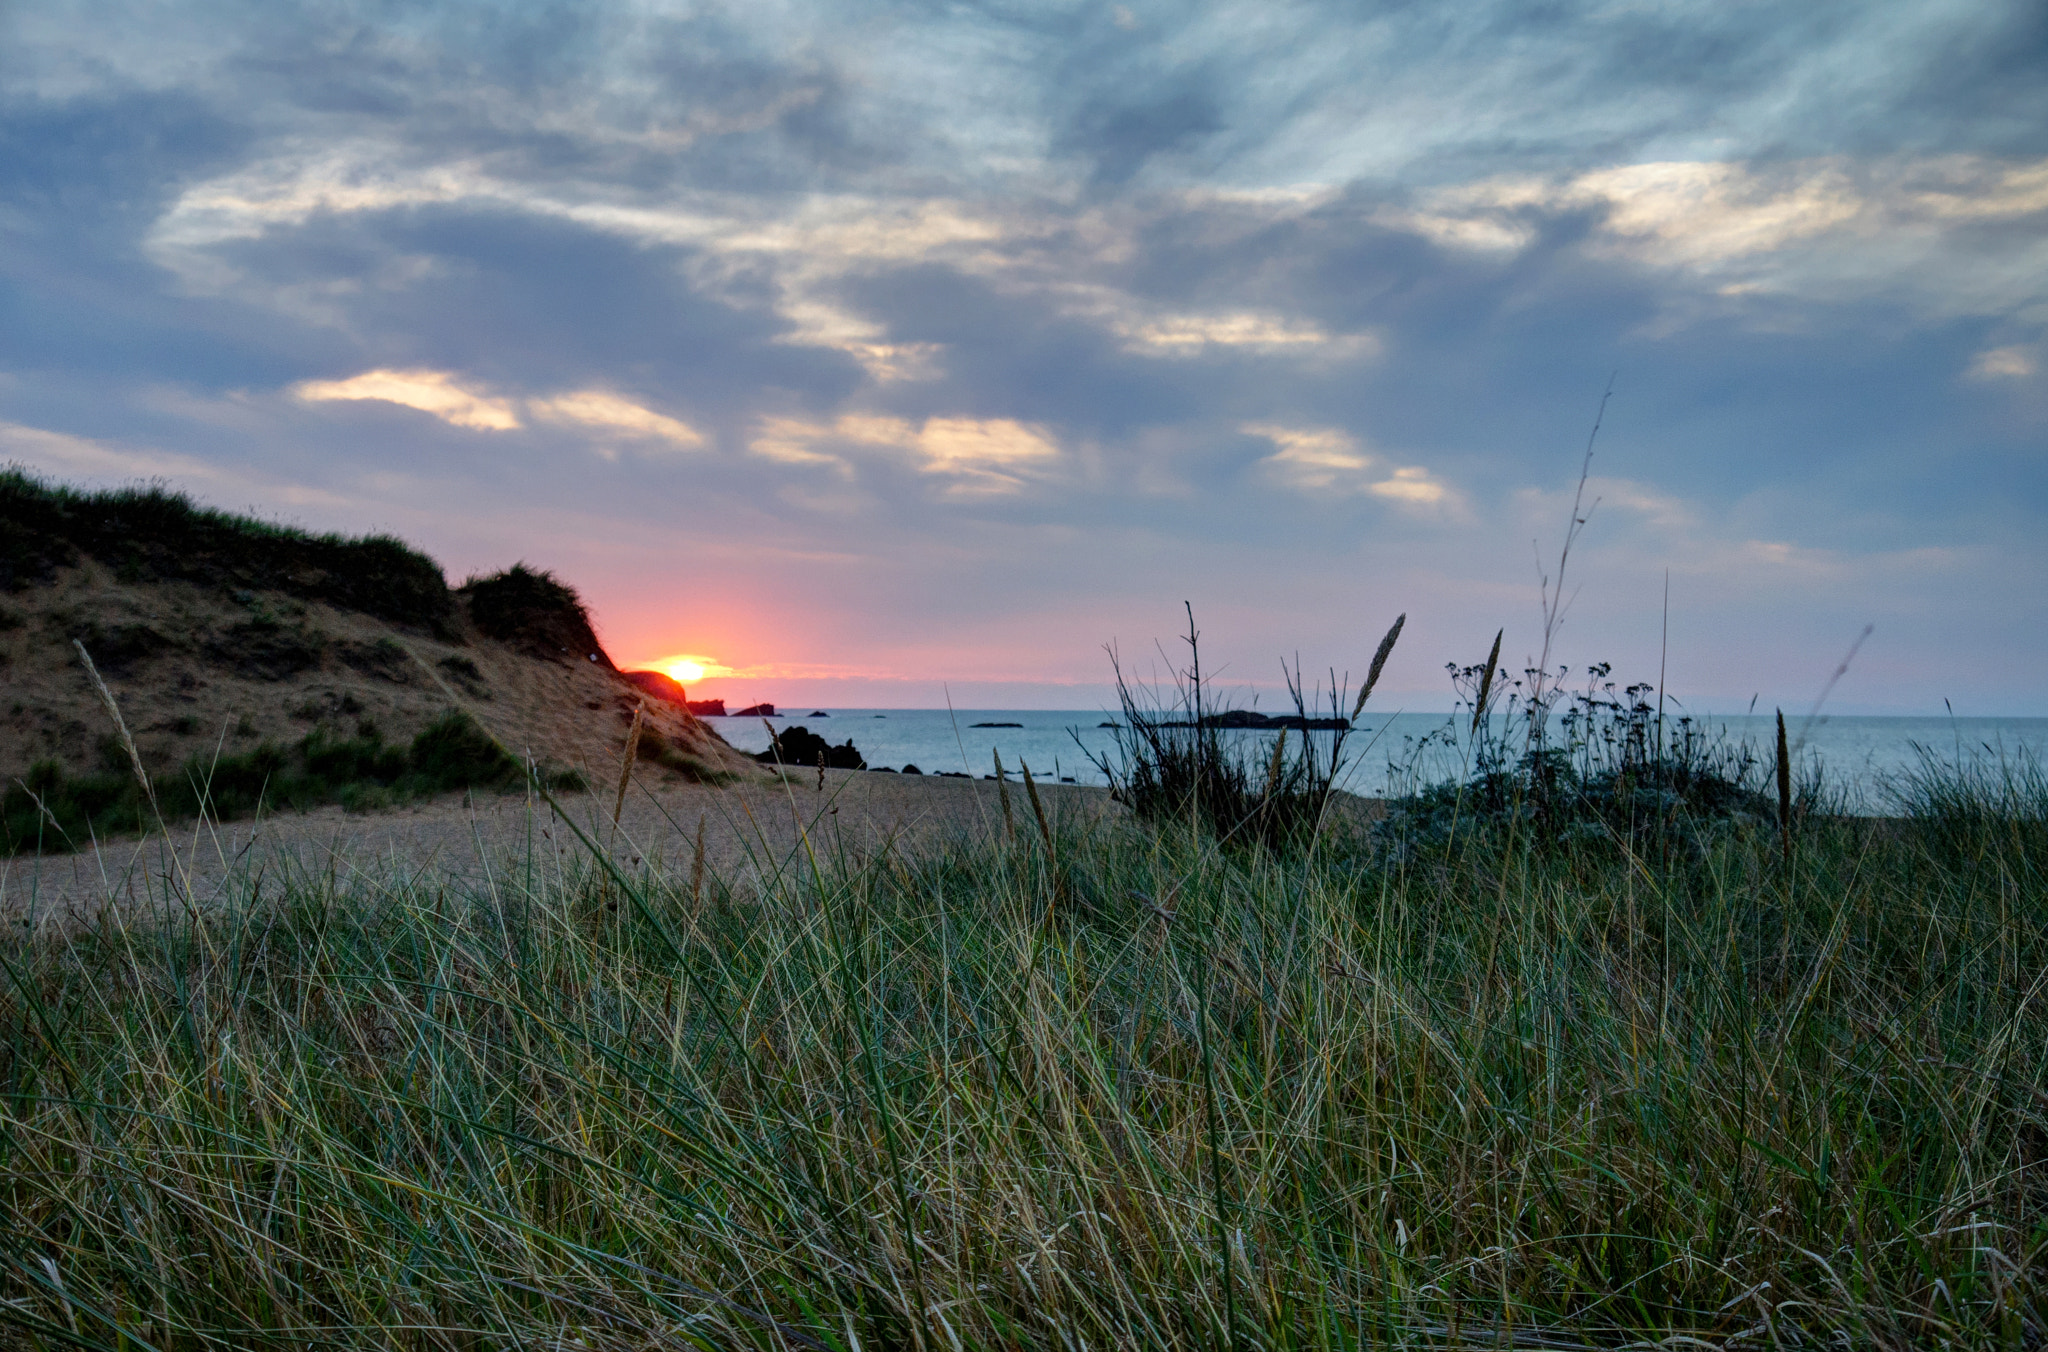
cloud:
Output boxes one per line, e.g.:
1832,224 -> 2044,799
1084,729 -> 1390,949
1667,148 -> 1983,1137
293,369 -> 521,431
916,418 -> 1060,492
1576,161 -> 1864,267
747,417 -> 853,469
8,0 -> 2048,711
149,159 -> 1015,379
1245,424 -> 1450,508
747,413 -> 1061,493
1389,155 -> 2048,323
527,389 -> 705,450
292,373 -> 707,453
1112,309 -> 1377,359
1967,345 -> 2037,381
1247,424 -> 1373,487
1367,467 -> 1446,505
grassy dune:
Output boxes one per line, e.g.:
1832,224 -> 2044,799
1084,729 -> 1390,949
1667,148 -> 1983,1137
0,757 -> 2040,1349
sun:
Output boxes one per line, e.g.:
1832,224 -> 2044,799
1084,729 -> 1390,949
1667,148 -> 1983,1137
664,659 -> 707,684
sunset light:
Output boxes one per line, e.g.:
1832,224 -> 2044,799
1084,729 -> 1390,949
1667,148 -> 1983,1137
665,660 -> 706,684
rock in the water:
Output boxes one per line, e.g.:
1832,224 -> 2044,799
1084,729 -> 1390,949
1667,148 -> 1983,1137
901,764 -> 922,775
970,721 -> 1022,728
1149,710 -> 1349,731
754,724 -> 864,770
686,699 -> 726,716
733,702 -> 775,718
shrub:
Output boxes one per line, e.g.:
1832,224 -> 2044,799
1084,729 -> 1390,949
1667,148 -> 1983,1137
407,709 -> 522,792
461,564 -> 610,665
1378,656 -> 1783,858
1086,605 -> 1403,850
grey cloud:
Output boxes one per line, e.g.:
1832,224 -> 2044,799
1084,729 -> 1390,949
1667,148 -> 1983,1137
3,0 -> 2045,709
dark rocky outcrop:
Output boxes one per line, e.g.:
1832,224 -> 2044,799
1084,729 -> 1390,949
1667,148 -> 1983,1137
686,699 -> 726,717
733,703 -> 775,718
755,725 -> 864,770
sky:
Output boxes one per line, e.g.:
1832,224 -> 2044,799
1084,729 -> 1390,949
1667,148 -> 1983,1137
3,0 -> 2045,715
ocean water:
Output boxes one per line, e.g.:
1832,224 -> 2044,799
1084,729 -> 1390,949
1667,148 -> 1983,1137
704,709 -> 2048,809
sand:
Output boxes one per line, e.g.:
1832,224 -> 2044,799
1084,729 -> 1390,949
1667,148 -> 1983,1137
0,768 -> 1125,927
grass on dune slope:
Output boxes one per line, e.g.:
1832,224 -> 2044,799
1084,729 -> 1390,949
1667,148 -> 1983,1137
0,764 -> 2041,1349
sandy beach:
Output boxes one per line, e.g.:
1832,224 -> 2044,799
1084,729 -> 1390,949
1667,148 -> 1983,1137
0,768 -> 1126,926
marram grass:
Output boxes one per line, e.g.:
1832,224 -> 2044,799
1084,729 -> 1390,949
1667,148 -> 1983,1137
0,782 -> 2041,1349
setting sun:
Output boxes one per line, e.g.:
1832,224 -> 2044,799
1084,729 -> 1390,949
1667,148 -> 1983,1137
665,659 -> 706,684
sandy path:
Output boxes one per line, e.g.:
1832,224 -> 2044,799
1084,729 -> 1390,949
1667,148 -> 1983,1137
0,769 -> 1124,926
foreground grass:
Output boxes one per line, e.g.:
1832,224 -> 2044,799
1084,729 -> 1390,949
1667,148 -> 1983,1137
0,782 -> 2040,1348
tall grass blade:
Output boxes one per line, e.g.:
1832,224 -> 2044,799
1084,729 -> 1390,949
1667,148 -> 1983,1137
1352,612 -> 1405,720
1472,628 -> 1502,737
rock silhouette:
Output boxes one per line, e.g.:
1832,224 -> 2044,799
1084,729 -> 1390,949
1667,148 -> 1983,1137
1157,710 -> 1349,730
754,725 -> 864,770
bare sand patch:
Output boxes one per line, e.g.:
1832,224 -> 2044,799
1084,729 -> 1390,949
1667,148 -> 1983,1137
0,769 -> 1126,925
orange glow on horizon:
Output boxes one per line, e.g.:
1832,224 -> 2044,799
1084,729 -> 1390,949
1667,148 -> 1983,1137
645,653 -> 736,684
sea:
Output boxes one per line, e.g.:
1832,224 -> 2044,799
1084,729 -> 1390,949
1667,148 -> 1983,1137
706,709 -> 2048,812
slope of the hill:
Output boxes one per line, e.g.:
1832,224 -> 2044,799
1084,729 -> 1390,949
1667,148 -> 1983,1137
1,469 -> 761,849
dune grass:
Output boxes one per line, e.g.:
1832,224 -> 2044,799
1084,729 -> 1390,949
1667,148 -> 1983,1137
0,752 -> 2040,1349
0,467 -> 453,631
0,710 -> 584,857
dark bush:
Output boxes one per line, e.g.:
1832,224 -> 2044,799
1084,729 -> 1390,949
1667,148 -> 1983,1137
461,564 -> 611,666
1376,660 -> 1778,858
409,710 -> 521,792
